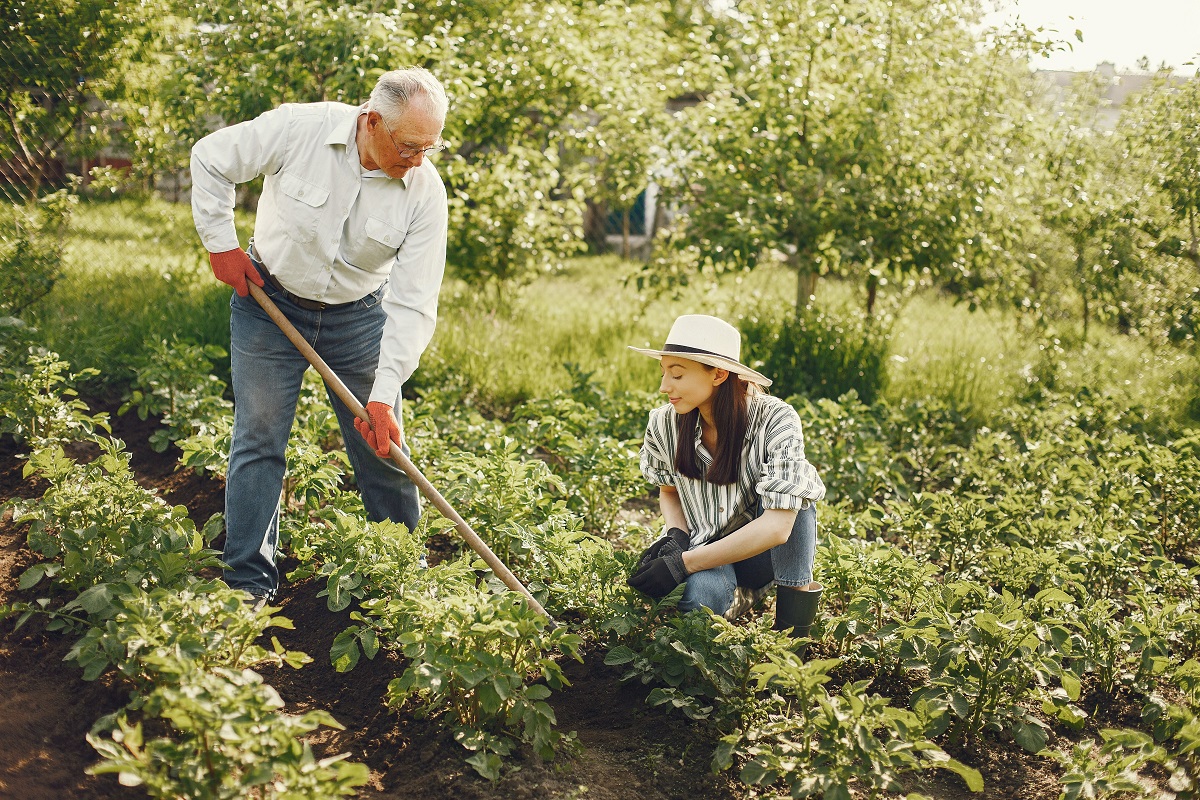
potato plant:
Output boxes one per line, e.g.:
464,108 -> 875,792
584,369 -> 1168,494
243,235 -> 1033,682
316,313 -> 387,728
349,578 -> 582,781
66,581 -> 309,687
0,349 -> 109,447
11,440 -> 224,621
716,656 -> 983,799
908,588 -> 1080,753
87,667 -> 369,799
118,337 -> 231,453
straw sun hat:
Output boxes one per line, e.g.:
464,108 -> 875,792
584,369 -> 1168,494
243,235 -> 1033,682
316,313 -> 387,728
628,314 -> 772,387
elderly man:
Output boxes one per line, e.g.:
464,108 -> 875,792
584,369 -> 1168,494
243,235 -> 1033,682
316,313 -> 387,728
190,67 -> 449,604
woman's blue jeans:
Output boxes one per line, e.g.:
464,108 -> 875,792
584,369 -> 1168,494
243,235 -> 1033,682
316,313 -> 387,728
678,504 -> 817,615
223,271 -> 420,598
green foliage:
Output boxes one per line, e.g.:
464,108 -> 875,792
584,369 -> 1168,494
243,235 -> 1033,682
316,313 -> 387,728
87,667 -> 369,799
287,509 -> 429,615
119,337 -> 231,452
0,0 -> 142,199
820,534 -> 940,674
651,0 -> 1051,312
908,588 -> 1081,752
792,393 -> 910,507
437,439 -> 569,569
606,611 -> 795,727
511,394 -> 645,534
718,655 -> 983,799
740,303 -> 892,404
11,441 -> 223,611
377,588 -> 582,780
1122,69 -> 1200,272
0,188 -> 78,315
0,349 -> 109,447
66,582 -> 309,687
443,146 -> 586,298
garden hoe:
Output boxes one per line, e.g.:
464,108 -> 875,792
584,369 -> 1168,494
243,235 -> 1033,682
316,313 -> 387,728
247,282 -> 555,627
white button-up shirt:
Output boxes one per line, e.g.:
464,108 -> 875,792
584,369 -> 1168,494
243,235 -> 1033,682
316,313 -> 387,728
640,393 -> 826,546
190,101 -> 448,404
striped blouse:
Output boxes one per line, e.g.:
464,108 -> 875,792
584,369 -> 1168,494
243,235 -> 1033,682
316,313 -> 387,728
640,393 -> 826,546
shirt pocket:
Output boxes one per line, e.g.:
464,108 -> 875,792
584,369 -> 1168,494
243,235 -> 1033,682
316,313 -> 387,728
354,216 -> 406,268
275,172 -> 330,243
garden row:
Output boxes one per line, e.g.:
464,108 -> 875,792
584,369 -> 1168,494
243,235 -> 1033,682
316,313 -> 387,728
2,332 -> 1200,798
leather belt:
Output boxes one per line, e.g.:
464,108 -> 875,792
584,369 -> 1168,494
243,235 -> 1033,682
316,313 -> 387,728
248,247 -> 358,312
257,269 -> 358,312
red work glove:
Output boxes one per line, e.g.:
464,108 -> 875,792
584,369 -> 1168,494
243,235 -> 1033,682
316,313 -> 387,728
208,248 -> 264,297
354,401 -> 402,458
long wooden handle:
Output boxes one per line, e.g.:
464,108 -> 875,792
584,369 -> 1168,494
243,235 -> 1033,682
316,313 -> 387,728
247,282 -> 554,624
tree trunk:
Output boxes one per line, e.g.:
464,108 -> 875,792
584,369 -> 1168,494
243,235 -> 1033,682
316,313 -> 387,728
866,272 -> 879,317
622,208 -> 631,260
1081,287 -> 1090,344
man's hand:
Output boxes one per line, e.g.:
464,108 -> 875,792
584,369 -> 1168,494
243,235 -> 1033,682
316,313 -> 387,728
354,401 -> 402,458
209,248 -> 264,297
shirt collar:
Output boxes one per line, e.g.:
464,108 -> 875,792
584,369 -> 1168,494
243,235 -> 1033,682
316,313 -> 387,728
330,105 -> 411,188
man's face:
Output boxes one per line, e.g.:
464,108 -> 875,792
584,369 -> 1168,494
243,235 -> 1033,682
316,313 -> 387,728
366,106 -> 444,180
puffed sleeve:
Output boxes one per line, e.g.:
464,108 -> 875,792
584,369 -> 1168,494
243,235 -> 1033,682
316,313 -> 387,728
640,406 -> 678,486
757,402 -> 826,510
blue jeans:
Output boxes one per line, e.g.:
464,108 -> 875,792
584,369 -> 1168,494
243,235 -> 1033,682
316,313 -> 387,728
678,504 -> 817,615
224,267 -> 420,598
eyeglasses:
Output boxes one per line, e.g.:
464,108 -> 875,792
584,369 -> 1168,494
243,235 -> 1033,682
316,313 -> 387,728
379,115 -> 446,160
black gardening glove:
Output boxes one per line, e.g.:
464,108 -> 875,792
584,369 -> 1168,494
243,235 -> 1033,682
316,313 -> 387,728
628,546 -> 690,598
632,527 -> 690,576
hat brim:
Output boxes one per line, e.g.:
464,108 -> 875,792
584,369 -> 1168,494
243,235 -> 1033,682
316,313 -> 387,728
628,345 -> 773,387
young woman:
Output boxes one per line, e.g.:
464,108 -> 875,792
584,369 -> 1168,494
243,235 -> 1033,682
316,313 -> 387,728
626,314 -> 826,643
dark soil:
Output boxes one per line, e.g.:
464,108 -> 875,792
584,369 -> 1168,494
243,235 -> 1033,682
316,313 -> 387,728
0,404 -> 1066,799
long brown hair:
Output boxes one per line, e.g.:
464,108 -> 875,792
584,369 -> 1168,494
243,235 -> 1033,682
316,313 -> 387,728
674,369 -> 755,484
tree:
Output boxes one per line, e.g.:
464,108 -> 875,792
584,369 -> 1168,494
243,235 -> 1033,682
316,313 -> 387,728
650,0 -> 1052,314
0,0 -> 141,200
163,0 -> 678,300
1122,70 -> 1200,273
1038,77 -> 1158,342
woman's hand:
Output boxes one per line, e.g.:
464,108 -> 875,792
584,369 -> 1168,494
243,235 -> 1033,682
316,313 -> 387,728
628,528 -> 691,598
632,526 -> 690,575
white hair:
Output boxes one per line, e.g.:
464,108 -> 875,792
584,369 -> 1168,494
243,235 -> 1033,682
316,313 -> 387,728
369,67 -> 448,123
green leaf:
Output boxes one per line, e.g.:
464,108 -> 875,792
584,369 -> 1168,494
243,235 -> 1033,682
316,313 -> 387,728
604,645 -> 635,665
739,759 -> 774,786
18,563 -> 51,590
330,628 -> 361,673
1011,720 -> 1049,753
938,758 -> 984,792
71,584 -> 114,616
360,628 -> 380,659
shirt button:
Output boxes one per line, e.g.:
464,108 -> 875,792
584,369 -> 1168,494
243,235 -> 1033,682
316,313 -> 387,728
719,506 -> 725,513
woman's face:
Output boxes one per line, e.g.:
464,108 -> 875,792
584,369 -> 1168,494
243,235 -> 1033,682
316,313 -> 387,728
658,356 -> 727,416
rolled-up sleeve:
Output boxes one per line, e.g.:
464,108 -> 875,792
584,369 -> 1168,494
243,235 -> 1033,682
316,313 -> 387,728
640,409 -> 678,486
757,404 -> 826,510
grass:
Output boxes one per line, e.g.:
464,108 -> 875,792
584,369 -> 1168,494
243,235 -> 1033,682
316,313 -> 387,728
884,293 -> 1036,425
34,197 -> 1200,430
422,256 -> 806,405
30,196 -> 252,388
